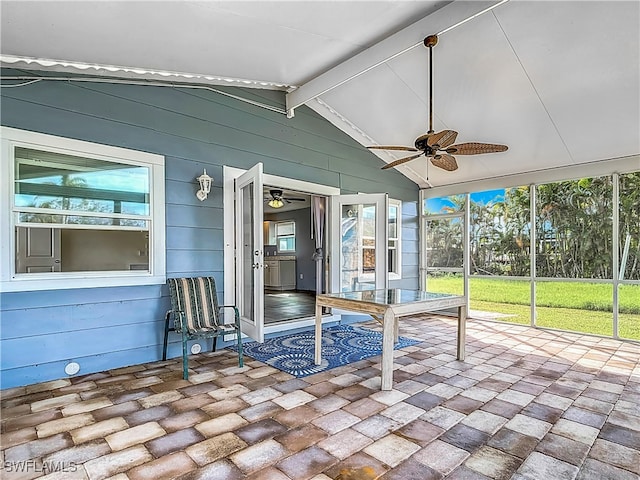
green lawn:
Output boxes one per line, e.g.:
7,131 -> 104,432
426,276 -> 640,340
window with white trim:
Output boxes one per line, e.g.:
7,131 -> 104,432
360,199 -> 402,280
276,220 -> 295,252
388,199 -> 402,279
1,127 -> 166,292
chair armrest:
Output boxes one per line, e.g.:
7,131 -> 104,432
219,305 -> 241,327
168,310 -> 187,331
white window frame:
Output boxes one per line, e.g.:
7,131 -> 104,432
276,220 -> 296,253
388,198 -> 402,280
0,126 -> 166,292
360,199 -> 402,281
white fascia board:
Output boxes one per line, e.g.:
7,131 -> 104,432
421,155 -> 640,198
285,1 -> 498,115
1,55 -> 291,91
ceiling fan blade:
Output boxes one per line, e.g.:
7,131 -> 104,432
427,130 -> 458,148
367,145 -> 419,152
431,154 -> 458,171
283,197 -> 305,202
446,142 -> 508,155
381,153 -> 424,170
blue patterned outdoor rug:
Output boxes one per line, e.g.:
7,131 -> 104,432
228,324 -> 421,378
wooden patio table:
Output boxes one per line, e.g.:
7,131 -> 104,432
315,289 -> 467,390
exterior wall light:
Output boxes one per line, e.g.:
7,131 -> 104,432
196,169 -> 213,201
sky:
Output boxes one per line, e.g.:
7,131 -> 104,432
425,188 -> 505,215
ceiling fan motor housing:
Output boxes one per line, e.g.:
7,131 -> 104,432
415,133 -> 435,152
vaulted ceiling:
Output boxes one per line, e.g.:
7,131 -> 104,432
2,1 -> 639,189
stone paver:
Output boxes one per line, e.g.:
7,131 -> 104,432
186,432 -> 247,466
127,451 -> 198,480
36,414 -> 96,438
272,390 -> 317,410
70,417 -> 129,445
412,438 -> 470,475
84,445 -> 153,479
464,445 -> 521,480
317,428 -> 373,460
516,451 -> 580,480
1,315 -> 638,480
363,434 -> 421,467
194,413 -> 248,437
105,422 -> 166,451
229,439 -> 288,474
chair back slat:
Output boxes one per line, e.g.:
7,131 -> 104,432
168,277 -> 220,333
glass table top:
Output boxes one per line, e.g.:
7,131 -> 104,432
321,289 -> 463,306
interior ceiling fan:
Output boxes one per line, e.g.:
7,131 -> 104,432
265,189 -> 305,208
368,34 -> 508,172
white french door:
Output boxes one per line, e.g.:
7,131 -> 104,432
330,193 -> 389,292
226,165 -> 387,340
234,163 -> 265,342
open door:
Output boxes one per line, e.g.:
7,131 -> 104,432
330,193 -> 389,292
235,163 -> 264,342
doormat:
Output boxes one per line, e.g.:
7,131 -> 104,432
227,324 -> 421,378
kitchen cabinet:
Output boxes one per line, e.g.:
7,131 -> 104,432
263,221 -> 276,246
264,257 -> 296,290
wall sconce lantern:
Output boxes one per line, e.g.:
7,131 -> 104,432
196,169 -> 213,201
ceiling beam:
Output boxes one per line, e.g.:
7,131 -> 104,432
285,1 -> 500,117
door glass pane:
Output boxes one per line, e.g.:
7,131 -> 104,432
341,203 -> 376,291
241,182 -> 255,320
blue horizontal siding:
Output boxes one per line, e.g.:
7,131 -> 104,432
1,298 -> 168,340
1,69 -> 419,388
2,320 -> 164,369
166,249 -> 223,273
403,240 -> 420,254
166,227 -> 223,251
1,284 -> 164,310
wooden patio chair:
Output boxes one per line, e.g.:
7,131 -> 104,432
162,277 -> 243,379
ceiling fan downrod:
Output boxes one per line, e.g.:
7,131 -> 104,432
424,34 -> 438,135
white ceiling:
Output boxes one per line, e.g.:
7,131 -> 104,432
2,1 -> 639,189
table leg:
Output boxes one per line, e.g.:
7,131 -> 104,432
315,302 -> 323,365
381,308 -> 395,391
457,304 -> 467,361
393,316 -> 399,343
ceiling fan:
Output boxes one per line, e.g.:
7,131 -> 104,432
368,34 -> 508,172
265,189 -> 305,209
